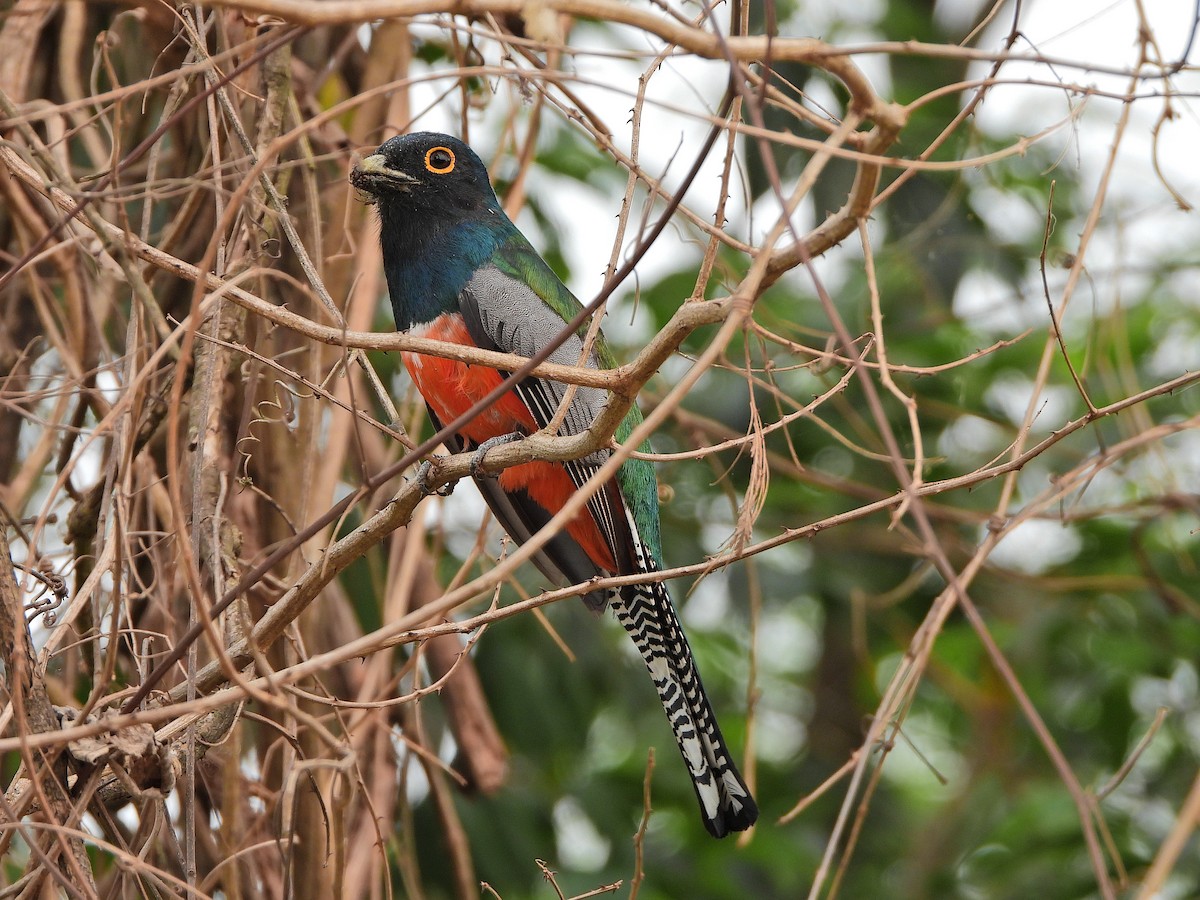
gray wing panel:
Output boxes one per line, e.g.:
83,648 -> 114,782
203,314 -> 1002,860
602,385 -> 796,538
458,264 -> 639,579
460,265 -> 610,467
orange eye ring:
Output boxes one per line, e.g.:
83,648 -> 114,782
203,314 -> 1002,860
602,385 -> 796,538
424,147 -> 456,174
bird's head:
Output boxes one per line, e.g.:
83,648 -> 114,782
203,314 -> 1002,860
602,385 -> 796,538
350,132 -> 501,217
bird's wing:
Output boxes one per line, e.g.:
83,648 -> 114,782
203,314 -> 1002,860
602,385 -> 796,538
426,406 -> 609,606
457,252 -> 640,587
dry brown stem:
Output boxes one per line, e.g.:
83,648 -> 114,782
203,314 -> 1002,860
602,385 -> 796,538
0,1 -> 1194,896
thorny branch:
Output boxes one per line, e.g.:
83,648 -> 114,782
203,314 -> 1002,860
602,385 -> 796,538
0,0 -> 1196,897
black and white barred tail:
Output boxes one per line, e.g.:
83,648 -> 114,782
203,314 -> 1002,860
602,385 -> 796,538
609,525 -> 759,838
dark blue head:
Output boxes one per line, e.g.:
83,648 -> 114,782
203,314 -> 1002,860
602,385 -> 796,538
352,132 -> 503,216
351,132 -> 514,328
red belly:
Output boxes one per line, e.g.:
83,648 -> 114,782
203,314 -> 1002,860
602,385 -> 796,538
406,314 -> 616,572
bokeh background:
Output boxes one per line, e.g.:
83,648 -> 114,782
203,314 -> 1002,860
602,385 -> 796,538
1,0 -> 1197,897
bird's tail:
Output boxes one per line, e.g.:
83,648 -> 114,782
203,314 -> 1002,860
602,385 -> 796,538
609,562 -> 758,838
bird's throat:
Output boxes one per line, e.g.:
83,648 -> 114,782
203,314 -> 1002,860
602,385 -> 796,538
377,205 -> 508,331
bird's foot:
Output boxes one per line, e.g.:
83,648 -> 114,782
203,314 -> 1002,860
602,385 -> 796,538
470,432 -> 524,479
413,459 -> 455,497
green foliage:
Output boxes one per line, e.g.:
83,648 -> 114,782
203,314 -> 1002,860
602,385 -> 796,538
5,0 -> 1192,895
393,3 -> 1199,897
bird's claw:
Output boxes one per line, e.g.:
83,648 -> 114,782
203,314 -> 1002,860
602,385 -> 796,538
414,459 -> 455,497
470,432 -> 524,479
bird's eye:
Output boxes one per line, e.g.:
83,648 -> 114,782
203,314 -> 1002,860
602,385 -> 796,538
424,147 -> 456,174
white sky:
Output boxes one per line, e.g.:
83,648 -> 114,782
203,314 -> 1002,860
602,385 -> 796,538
400,0 -> 1198,326
404,0 -> 1199,570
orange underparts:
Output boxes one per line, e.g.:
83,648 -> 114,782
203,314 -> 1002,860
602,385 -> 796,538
406,313 -> 617,573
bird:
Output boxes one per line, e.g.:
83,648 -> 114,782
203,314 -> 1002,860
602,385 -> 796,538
351,132 -> 758,837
